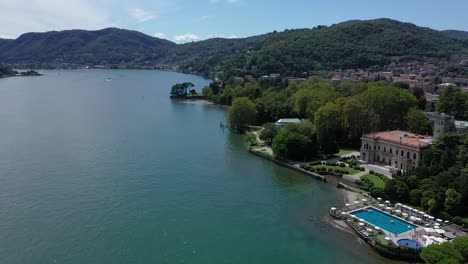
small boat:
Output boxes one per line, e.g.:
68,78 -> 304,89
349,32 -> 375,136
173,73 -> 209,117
106,77 -> 111,81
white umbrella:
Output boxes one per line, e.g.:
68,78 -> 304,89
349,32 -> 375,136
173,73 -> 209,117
444,220 -> 450,224
385,200 -> 390,204
379,204 -> 385,207
341,212 -> 347,215
377,197 -> 382,201
375,226 -> 381,230
359,218 -> 365,222
395,210 -> 401,213
361,199 -> 368,202
429,216 -> 434,219
354,201 -> 359,204
436,219 -> 443,222
345,203 -> 350,207
403,213 -> 408,217
331,207 -> 336,210
366,228 -> 372,232
385,207 -> 392,210
385,237 -> 391,241
359,223 -> 365,226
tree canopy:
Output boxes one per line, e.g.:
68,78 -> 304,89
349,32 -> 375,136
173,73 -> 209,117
420,237 -> 468,264
170,82 -> 195,96
227,97 -> 257,129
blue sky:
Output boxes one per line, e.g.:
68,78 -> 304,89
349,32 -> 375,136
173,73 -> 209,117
1,0 -> 467,42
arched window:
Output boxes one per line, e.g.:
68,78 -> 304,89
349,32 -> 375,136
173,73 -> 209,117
413,153 -> 416,159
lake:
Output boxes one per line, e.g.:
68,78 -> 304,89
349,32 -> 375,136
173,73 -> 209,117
0,70 -> 398,263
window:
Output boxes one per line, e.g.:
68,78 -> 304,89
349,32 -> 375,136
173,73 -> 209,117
389,159 -> 391,165
396,150 -> 398,155
401,151 -> 404,157
384,147 -> 386,152
390,148 -> 392,154
413,153 -> 416,159
378,146 -> 380,151
407,152 -> 410,159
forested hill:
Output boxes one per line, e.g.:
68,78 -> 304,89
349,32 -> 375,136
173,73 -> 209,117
0,28 -> 176,64
184,19 -> 468,76
1,19 -> 467,74
443,30 -> 468,39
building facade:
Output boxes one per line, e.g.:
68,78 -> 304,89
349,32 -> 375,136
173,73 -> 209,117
360,130 -> 433,171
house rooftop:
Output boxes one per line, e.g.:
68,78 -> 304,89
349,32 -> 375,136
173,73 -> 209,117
362,130 -> 433,149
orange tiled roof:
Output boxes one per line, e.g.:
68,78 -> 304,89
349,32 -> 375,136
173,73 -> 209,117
362,130 -> 433,149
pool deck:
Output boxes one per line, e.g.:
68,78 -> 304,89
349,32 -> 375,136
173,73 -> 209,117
348,206 -> 426,246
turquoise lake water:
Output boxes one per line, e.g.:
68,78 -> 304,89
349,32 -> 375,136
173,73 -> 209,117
351,207 -> 416,234
0,70 -> 400,263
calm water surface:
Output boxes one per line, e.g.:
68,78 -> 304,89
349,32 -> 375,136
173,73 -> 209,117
0,70 -> 399,263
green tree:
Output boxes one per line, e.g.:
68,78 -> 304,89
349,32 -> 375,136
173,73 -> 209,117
314,102 -> 342,156
445,188 -> 462,213
452,237 -> 468,260
227,97 -> 257,129
271,121 -> 317,160
436,86 -> 468,119
170,82 -> 195,96
420,238 -> 466,264
292,89 -> 315,117
342,97 -> 377,145
259,123 -> 279,144
360,84 -> 418,130
245,132 -> 257,146
405,107 -> 432,135
202,86 -> 214,100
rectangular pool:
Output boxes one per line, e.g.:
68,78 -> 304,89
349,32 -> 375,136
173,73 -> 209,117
351,207 -> 417,234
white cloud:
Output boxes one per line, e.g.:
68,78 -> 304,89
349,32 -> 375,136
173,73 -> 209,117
129,8 -> 156,22
200,15 -> 210,21
227,0 -> 239,3
206,34 -> 238,39
153,32 -> 166,39
173,32 -> 201,43
0,0 -> 112,38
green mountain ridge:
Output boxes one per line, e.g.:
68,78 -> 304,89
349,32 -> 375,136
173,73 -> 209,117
443,30 -> 468,39
1,18 -> 467,75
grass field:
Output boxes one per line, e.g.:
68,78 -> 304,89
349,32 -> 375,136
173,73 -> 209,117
361,173 -> 386,188
337,147 -> 360,156
311,165 -> 360,175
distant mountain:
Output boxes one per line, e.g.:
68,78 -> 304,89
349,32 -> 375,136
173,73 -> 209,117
443,30 -> 468,39
0,28 -> 176,64
1,19 -> 467,76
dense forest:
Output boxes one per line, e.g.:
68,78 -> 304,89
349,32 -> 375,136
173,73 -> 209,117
1,19 -> 467,74
0,28 -> 175,64
183,19 -> 468,76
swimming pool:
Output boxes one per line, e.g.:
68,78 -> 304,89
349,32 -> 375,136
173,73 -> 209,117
397,239 -> 423,248
351,207 -> 417,234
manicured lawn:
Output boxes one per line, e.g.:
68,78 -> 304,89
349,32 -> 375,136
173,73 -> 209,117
260,151 -> 273,157
337,147 -> 360,156
361,173 -> 386,188
376,234 -> 390,245
311,165 -> 360,175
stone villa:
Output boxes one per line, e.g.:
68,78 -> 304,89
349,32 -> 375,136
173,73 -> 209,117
360,130 -> 433,171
